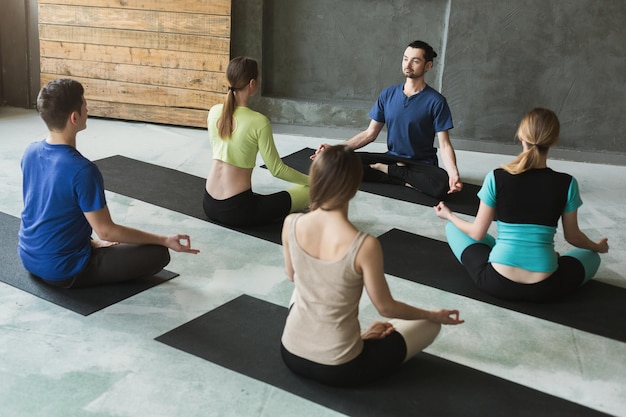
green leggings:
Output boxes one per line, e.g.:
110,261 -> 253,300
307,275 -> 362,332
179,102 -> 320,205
286,184 -> 310,213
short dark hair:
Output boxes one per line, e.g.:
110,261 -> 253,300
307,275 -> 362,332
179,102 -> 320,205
309,145 -> 363,211
36,78 -> 84,131
407,40 -> 438,62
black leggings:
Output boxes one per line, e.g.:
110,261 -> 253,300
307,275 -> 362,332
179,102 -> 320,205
203,188 -> 291,227
357,152 -> 450,200
280,331 -> 407,387
461,243 -> 586,302
40,244 -> 170,289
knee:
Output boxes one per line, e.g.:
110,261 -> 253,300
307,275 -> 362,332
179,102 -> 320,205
564,248 -> 601,283
389,319 -> 442,362
430,168 -> 450,200
423,321 -> 442,344
432,179 -> 449,201
156,245 -> 171,268
287,185 -> 310,212
445,222 -> 469,261
445,220 -> 460,237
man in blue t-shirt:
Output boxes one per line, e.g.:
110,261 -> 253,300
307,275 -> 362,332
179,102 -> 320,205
313,40 -> 462,200
18,78 -> 199,288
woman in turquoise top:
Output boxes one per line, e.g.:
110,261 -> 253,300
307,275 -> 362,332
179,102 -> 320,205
203,57 -> 309,226
434,108 -> 609,301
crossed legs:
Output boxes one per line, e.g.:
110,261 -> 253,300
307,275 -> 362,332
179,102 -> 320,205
358,152 -> 450,200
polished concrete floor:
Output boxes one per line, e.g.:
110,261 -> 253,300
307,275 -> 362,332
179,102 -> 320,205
1,106 -> 625,417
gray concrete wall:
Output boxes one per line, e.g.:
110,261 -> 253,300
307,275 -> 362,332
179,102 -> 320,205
232,0 -> 626,159
1,1 -> 623,160
444,0 -> 625,153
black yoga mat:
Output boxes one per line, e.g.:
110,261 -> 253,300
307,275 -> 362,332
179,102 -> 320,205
94,155 -> 283,244
156,295 -> 607,417
379,228 -> 626,343
267,147 -> 481,216
0,211 -> 178,316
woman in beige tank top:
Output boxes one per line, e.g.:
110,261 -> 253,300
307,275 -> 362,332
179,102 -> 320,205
280,144 -> 464,387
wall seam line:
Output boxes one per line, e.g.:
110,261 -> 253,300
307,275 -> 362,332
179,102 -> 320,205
437,0 -> 452,92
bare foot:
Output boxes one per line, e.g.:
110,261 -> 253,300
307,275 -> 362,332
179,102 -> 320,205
369,163 -> 389,174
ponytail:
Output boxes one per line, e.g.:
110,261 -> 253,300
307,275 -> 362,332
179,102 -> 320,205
501,108 -> 560,175
501,145 -> 544,175
218,87 -> 237,138
217,57 -> 259,139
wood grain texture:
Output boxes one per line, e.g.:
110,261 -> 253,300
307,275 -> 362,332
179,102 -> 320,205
39,25 -> 230,53
39,4 -> 230,36
39,41 -> 229,72
38,0 -> 231,15
86,100 -> 209,128
39,0 -> 231,127
41,57 -> 228,92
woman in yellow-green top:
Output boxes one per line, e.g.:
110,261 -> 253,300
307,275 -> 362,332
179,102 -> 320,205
203,57 -> 310,226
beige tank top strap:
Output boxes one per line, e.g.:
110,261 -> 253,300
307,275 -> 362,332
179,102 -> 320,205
346,231 -> 369,261
289,212 -> 305,242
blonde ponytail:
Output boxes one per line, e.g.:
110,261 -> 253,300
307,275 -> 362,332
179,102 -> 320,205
502,108 -> 560,174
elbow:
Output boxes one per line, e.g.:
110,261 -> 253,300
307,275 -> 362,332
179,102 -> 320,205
564,230 -> 583,247
565,236 -> 584,248
363,132 -> 378,145
93,224 -> 117,242
285,270 -> 294,282
269,165 -> 289,181
468,230 -> 486,241
375,303 -> 397,319
94,229 -> 113,242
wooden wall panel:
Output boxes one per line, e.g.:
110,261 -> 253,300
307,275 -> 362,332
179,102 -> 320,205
38,0 -> 231,127
38,26 -> 230,54
39,41 -> 227,72
38,0 -> 231,14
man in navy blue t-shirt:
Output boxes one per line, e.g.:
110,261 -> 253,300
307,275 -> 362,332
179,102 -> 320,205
313,41 -> 462,200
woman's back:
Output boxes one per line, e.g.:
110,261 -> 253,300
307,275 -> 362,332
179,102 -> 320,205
481,167 -> 581,275
208,105 -> 270,169
281,212 -> 368,365
205,105 -> 266,198
436,108 -> 607,299
291,209 -> 362,261
489,168 -> 574,226
205,104 -> 308,199
281,144 -> 462,386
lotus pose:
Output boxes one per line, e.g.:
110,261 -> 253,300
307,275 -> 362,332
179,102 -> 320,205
19,78 -> 198,288
312,40 -> 462,200
434,108 -> 608,301
281,144 -> 463,387
203,56 -> 309,226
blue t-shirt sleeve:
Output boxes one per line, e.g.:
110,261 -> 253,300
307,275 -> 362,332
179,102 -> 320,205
368,91 -> 387,123
432,97 -> 453,132
75,163 -> 107,213
477,170 -> 497,207
564,177 -> 583,213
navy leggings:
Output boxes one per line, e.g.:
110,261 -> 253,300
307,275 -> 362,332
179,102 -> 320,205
281,331 -> 407,387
